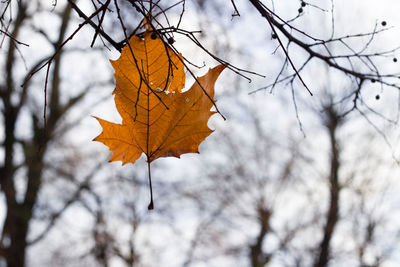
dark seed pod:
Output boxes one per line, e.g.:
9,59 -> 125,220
381,21 -> 387,26
371,79 -> 376,83
298,7 -> 303,13
375,94 -> 380,100
151,32 -> 157,40
393,57 -> 397,63
168,37 -> 175,45
301,1 -> 306,7
272,33 -> 277,39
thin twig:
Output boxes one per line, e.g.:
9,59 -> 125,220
0,28 -> 29,46
249,0 -> 312,95
230,0 -> 240,17
68,0 -> 121,51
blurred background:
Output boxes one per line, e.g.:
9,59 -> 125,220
1,0 -> 400,266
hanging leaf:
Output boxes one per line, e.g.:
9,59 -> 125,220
93,30 -> 225,209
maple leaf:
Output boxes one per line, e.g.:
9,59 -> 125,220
93,30 -> 225,209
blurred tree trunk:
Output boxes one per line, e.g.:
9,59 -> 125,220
313,105 -> 343,267
249,206 -> 272,267
0,3 -> 28,266
0,3 -> 72,266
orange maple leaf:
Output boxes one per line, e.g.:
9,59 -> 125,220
93,30 -> 225,209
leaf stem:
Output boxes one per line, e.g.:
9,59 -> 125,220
147,159 -> 154,210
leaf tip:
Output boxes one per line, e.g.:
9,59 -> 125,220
215,64 -> 227,72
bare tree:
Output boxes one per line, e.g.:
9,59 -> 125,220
1,1 -> 400,267
313,104 -> 344,267
175,94 -> 307,266
174,85 -> 400,267
0,1 -> 110,266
